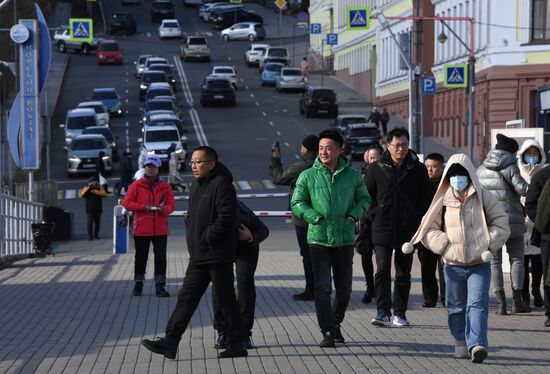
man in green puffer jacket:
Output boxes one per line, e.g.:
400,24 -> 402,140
291,129 -> 371,348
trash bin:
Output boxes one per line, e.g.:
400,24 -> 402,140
44,206 -> 72,241
113,205 -> 129,254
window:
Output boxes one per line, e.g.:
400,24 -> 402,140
532,0 -> 550,41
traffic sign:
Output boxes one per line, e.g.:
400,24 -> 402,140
229,0 -> 242,4
347,7 -> 370,30
422,77 -> 436,94
310,23 -> 321,34
69,18 -> 93,43
326,33 -> 338,46
274,0 -> 286,10
443,64 -> 467,88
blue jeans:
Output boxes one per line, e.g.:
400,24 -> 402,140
444,262 -> 491,350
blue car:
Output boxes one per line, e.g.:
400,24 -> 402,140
261,62 -> 284,86
90,88 -> 123,117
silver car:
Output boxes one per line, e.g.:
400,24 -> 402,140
276,68 -> 306,92
77,101 -> 110,127
221,22 -> 266,42
180,36 -> 211,62
66,134 -> 112,177
60,108 -> 99,145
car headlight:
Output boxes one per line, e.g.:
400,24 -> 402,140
147,151 -> 155,155
65,137 -> 72,144
69,157 -> 80,163
140,84 -> 147,90
102,156 -> 110,160
176,148 -> 183,154
138,67 -> 144,73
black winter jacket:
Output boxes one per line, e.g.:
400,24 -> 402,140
186,163 -> 239,265
365,150 -> 432,248
526,164 -> 550,241
81,184 -> 106,214
237,200 -> 269,250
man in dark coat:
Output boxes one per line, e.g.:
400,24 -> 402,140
116,151 -> 134,196
270,135 -> 319,300
365,127 -> 432,327
80,176 -> 106,240
142,146 -> 247,359
367,107 -> 382,131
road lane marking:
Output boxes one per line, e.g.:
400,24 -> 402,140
237,181 -> 251,190
256,102 -> 260,106
262,112 -> 266,116
269,121 -> 274,126
190,109 -> 208,146
250,93 -> 254,98
262,180 -> 276,189
284,142 -> 290,147
276,131 -> 281,136
173,56 -> 193,105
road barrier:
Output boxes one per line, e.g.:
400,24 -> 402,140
174,192 -> 290,201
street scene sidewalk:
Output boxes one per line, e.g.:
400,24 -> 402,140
0,232 -> 548,374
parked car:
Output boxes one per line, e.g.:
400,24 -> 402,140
200,77 -> 236,106
208,66 -> 237,89
202,3 -> 239,22
259,57 -> 289,73
147,63 -> 177,91
183,0 -> 203,7
332,114 -> 368,131
77,101 -> 110,127
145,82 -> 174,102
151,0 -> 176,22
260,47 -> 290,68
139,70 -> 168,100
213,8 -> 263,30
139,125 -> 185,167
142,98 -> 182,120
299,87 -> 339,118
53,26 -> 100,54
60,108 -> 99,145
108,12 -> 136,35
158,19 -> 182,39
261,62 -> 283,86
180,36 -> 211,61
276,67 -> 306,92
341,123 -> 382,158
97,40 -> 123,65
67,134 -> 112,177
82,126 -> 119,161
90,88 -> 123,116
245,43 -> 269,66
221,22 -> 265,41
134,54 -> 154,77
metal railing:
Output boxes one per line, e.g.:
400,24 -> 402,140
0,192 -> 43,257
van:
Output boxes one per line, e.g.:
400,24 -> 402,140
261,47 -> 290,68
60,108 -> 99,145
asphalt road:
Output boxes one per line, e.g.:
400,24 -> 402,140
51,2 -> 327,239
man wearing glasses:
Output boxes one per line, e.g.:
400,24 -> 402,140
365,127 -> 432,327
142,146 -> 247,359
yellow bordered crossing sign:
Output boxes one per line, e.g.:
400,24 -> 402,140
347,7 -> 370,31
444,64 -> 468,88
70,18 -> 93,43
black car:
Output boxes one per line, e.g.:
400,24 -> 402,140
213,9 -> 264,30
299,87 -> 339,118
147,63 -> 177,92
341,123 -> 382,158
151,0 -> 176,22
109,12 -> 136,35
139,70 -> 168,100
200,77 -> 236,106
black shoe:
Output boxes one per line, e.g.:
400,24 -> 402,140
133,281 -> 143,296
245,336 -> 253,349
533,289 -> 544,308
218,342 -> 248,358
422,301 -> 436,308
88,236 -> 93,241
334,325 -> 345,344
544,317 -> 550,327
94,235 -> 99,240
319,331 -> 335,348
214,332 -> 229,349
155,283 -> 170,297
361,290 -> 372,304
142,336 -> 178,359
441,298 -> 446,307
293,291 -> 314,301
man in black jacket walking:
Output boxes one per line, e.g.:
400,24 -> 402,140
365,127 -> 432,327
80,176 -> 106,240
142,146 -> 247,359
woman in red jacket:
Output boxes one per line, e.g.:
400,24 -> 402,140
123,155 -> 175,297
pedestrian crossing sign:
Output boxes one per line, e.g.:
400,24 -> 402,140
70,18 -> 93,43
443,64 -> 468,88
347,7 -> 370,31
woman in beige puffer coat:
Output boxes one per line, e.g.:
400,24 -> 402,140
402,153 -> 510,363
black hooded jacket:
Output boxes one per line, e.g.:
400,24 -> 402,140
237,200 -> 269,250
186,162 -> 239,265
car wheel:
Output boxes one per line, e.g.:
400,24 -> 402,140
248,34 -> 255,42
222,34 -> 229,42
261,82 -> 266,87
230,100 -> 236,107
205,57 -> 211,62
57,41 -> 66,53
81,44 -> 90,55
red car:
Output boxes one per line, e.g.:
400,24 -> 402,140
97,40 -> 123,65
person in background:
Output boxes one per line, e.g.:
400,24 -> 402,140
168,151 -> 186,192
356,145 -> 383,304
270,135 -> 319,301
380,108 -> 390,136
477,134 -> 530,315
517,139 -> 546,308
403,153 -> 510,363
367,107 -> 381,132
95,151 -> 109,193
418,153 -> 447,307
123,155 -> 175,298
300,57 -> 309,82
116,151 -> 134,197
80,176 -> 106,241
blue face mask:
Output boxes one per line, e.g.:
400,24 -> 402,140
524,155 -> 539,165
450,175 -> 469,191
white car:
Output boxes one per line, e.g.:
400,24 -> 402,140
138,125 -> 186,167
221,22 -> 265,42
245,43 -> 269,67
276,68 -> 306,92
77,101 -> 110,127
208,66 -> 238,89
158,19 -> 182,39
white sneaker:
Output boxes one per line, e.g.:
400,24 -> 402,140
392,314 -> 410,327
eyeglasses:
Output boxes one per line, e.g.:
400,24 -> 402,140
388,142 -> 409,150
189,160 -> 213,166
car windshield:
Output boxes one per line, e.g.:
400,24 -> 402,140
188,38 -> 207,45
147,89 -> 173,98
147,101 -> 173,111
214,68 -> 233,74
269,49 -> 287,57
254,24 -> 263,30
163,22 -> 179,28
149,65 -> 172,75
207,80 -> 231,88
142,72 -> 167,83
265,64 -> 283,72
138,56 -> 151,64
349,128 -> 380,137
146,130 -> 179,142
67,116 -> 97,130
312,90 -> 336,100
146,59 -> 167,67
83,128 -> 114,142
155,3 -> 174,9
101,43 -> 120,51
92,91 -> 117,100
253,47 -> 266,53
266,58 -> 287,65
341,117 -> 367,126
282,69 -> 301,76
71,139 -> 106,150
80,104 -> 105,114
149,119 -> 180,128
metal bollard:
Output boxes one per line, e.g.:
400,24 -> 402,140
113,205 -> 129,254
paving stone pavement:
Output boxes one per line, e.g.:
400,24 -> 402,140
0,229 -> 548,374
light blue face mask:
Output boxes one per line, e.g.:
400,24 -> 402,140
450,175 -> 469,191
524,155 -> 539,165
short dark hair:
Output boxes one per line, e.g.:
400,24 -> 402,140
447,163 -> 468,177
367,144 -> 384,154
387,127 -> 409,144
319,128 -> 344,147
194,146 -> 218,162
425,153 -> 444,164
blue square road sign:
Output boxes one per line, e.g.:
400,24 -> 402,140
310,23 -> 321,34
422,77 -> 436,94
326,33 -> 338,46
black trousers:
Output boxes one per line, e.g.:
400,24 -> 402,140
417,245 -> 446,303
540,240 -> 550,316
380,120 -> 388,136
165,262 -> 245,343
360,247 -> 374,291
86,212 -> 101,239
310,245 -> 354,333
295,225 -> 314,293
523,254 -> 543,295
213,245 -> 259,336
133,235 -> 167,282
374,244 -> 414,316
